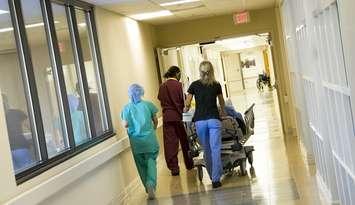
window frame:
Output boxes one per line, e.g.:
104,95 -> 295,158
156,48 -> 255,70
6,0 -> 114,184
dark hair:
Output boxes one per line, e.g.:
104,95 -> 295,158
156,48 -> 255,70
164,66 -> 180,79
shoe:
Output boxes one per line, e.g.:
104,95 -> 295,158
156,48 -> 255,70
171,170 -> 180,176
147,186 -> 155,200
171,171 -> 180,176
186,167 -> 194,171
212,181 -> 222,188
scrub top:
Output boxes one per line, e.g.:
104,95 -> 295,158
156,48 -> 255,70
71,110 -> 88,145
121,100 -> 159,154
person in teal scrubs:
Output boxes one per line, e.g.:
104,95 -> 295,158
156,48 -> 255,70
121,84 -> 159,200
68,95 -> 88,145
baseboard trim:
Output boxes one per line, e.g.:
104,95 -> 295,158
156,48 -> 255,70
298,139 -> 315,165
316,173 -> 340,205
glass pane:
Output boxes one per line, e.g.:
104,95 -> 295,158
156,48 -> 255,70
76,9 -> 108,136
0,0 -> 40,172
52,3 -> 90,146
21,0 -> 68,157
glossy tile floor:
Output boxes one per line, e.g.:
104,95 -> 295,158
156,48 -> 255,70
123,88 -> 324,205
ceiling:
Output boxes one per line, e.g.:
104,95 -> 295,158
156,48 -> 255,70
202,34 -> 269,52
83,0 -> 278,25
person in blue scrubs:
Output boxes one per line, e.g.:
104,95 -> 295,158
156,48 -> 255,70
184,61 -> 226,188
121,84 -> 159,200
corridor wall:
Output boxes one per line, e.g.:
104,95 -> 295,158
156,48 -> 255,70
280,0 -> 355,204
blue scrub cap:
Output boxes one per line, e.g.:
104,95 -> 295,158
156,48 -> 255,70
128,84 -> 144,104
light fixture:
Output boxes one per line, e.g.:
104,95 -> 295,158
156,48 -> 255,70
0,10 -> 9,15
78,23 -> 86,27
130,10 -> 173,20
0,21 -> 60,33
160,0 -> 200,7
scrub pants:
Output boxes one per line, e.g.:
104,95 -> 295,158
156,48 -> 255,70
195,119 -> 222,182
132,151 -> 159,191
163,121 -> 194,173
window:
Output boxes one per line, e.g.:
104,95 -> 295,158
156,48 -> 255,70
75,9 -> 109,136
0,0 -> 41,174
1,0 -> 113,183
51,3 -> 91,146
21,0 -> 69,158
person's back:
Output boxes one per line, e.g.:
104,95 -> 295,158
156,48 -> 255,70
71,110 -> 87,145
158,66 -> 193,176
189,80 -> 221,121
121,84 -> 159,200
158,79 -> 184,121
122,100 -> 159,153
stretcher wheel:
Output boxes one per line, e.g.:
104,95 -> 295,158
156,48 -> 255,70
240,159 -> 247,176
197,165 -> 203,181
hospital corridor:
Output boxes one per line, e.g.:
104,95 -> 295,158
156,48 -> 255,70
0,0 -> 355,205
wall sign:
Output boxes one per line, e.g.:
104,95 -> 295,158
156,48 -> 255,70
233,11 -> 250,25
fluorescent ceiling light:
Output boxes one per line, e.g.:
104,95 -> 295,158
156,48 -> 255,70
0,27 -> 13,33
160,0 -> 200,7
0,10 -> 9,15
0,21 -> 59,33
25,22 -> 45,28
130,10 -> 172,20
78,23 -> 86,27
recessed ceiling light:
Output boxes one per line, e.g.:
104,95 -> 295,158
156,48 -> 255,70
160,0 -> 200,7
0,10 -> 9,15
130,10 -> 173,20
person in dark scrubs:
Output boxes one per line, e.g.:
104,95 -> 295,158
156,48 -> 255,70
184,61 -> 226,188
158,66 -> 193,176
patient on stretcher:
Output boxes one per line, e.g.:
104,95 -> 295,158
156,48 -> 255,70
221,99 -> 247,134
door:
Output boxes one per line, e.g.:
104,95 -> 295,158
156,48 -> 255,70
156,47 -> 182,82
221,52 -> 244,95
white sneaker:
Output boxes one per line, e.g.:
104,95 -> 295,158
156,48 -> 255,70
147,186 -> 155,200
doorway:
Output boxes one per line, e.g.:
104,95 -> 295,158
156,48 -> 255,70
156,33 -> 277,101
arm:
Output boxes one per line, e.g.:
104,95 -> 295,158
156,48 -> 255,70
184,93 -> 193,113
121,120 -> 128,128
152,115 -> 158,129
218,94 -> 227,117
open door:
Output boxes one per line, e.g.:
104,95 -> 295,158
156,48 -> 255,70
221,52 -> 244,96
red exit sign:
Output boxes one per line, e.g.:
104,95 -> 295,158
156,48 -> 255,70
233,11 -> 250,25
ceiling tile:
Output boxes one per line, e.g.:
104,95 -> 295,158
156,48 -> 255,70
159,1 -> 205,11
173,6 -> 210,17
82,0 -> 276,25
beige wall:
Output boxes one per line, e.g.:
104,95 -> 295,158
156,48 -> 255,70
154,7 -> 296,136
0,7 -> 160,205
155,8 -> 276,47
